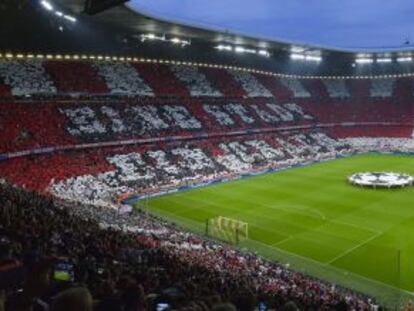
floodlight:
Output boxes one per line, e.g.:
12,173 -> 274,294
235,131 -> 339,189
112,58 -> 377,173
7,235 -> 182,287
41,0 -> 53,11
377,58 -> 392,63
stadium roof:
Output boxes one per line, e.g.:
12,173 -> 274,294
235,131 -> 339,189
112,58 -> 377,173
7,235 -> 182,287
53,0 -> 414,57
3,0 -> 414,76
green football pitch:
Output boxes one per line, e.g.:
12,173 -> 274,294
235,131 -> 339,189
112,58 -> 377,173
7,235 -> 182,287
133,153 -> 414,305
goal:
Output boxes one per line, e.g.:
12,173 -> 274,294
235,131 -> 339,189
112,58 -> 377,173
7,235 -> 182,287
206,216 -> 248,244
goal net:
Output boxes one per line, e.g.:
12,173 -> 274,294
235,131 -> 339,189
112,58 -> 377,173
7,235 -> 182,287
206,216 -> 248,244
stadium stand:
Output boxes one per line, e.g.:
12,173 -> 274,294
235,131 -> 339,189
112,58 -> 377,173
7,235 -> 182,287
44,61 -> 109,94
199,67 -> 247,98
370,78 -> 395,97
322,79 -> 350,98
227,69 -> 273,98
254,75 -> 294,100
0,60 -> 57,96
171,65 -> 222,97
94,62 -> 154,96
132,63 -> 190,97
279,78 -> 311,98
1,57 -> 414,310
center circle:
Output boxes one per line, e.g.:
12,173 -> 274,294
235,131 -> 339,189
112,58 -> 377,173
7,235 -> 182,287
348,172 -> 414,188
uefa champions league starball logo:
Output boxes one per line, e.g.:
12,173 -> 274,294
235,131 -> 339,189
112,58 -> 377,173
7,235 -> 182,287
348,172 -> 414,188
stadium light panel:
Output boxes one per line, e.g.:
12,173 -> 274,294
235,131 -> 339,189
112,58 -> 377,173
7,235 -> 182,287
305,55 -> 322,62
290,46 -> 305,53
170,38 -> 190,47
377,58 -> 392,63
397,57 -> 412,62
140,33 -> 166,42
355,58 -> 373,64
290,53 -> 305,60
41,0 -> 53,11
234,47 -> 257,54
234,46 -> 246,53
63,15 -> 77,23
258,50 -> 270,57
215,45 -> 233,51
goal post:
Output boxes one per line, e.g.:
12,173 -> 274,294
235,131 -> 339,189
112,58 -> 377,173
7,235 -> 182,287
206,216 -> 248,244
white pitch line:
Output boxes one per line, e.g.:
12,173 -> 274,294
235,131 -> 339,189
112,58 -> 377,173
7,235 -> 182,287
271,236 -> 293,246
325,231 -> 383,265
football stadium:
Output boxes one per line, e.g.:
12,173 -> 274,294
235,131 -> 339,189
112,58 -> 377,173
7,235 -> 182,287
3,0 -> 414,310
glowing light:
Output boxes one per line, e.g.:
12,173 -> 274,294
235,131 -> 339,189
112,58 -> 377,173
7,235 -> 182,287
258,50 -> 270,57
63,15 -> 76,23
290,53 -> 305,60
215,45 -> 232,51
41,0 -> 53,11
397,57 -> 412,62
355,58 -> 373,64
377,58 -> 392,63
305,55 -> 322,62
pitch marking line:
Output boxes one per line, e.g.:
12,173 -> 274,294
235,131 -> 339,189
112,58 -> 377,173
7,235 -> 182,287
325,231 -> 384,265
271,236 -> 293,246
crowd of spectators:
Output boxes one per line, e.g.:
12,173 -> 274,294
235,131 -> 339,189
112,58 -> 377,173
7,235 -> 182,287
47,131 -> 351,207
0,59 -> 408,100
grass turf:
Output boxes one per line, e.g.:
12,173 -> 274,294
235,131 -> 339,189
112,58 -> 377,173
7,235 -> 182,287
134,153 -> 414,302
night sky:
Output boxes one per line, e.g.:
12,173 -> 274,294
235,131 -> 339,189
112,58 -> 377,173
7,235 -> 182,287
129,0 -> 414,49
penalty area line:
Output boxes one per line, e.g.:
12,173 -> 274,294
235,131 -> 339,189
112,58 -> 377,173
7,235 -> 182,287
325,231 -> 383,265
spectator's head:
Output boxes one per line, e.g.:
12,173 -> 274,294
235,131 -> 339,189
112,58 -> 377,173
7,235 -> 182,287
335,300 -> 349,311
281,301 -> 298,311
212,302 -> 237,311
51,287 -> 93,311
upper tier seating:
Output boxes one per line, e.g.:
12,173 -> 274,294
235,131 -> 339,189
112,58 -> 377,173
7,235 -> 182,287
370,78 -> 395,97
0,60 -> 56,96
322,79 -> 350,98
170,65 -> 222,97
0,59 -> 410,102
200,67 -> 247,97
228,69 -> 273,97
279,78 -> 311,98
132,63 -> 189,97
44,61 -> 108,94
93,62 -> 154,96
0,58 -> 413,156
